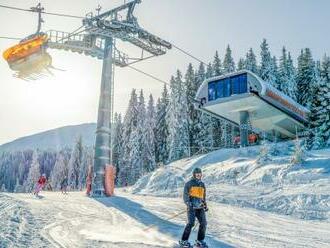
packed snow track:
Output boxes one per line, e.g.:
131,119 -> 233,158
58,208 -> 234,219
1,190 -> 330,248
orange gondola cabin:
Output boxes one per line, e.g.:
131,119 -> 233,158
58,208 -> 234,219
2,33 -> 52,80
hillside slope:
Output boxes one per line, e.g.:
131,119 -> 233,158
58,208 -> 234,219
131,142 -> 330,220
0,123 -> 96,152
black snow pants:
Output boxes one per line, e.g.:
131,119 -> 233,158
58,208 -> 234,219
181,207 -> 207,241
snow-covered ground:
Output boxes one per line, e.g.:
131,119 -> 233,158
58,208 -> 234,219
1,143 -> 330,247
1,190 -> 330,248
131,142 -> 330,221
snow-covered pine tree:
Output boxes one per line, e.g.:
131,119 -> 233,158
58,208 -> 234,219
196,112 -> 214,153
286,53 -> 297,99
136,90 -> 147,176
212,51 -> 223,76
167,71 -> 190,162
1,183 -> 7,192
184,63 -> 198,153
245,48 -> 258,73
118,89 -> 139,185
223,45 -> 236,73
129,127 -> 143,184
24,151 -> 40,193
14,178 -> 22,193
278,47 -> 288,92
79,148 -> 92,190
270,56 -> 280,90
296,48 -> 316,107
144,94 -> 156,172
67,136 -> 83,190
259,39 -> 276,86
155,85 -> 169,164
50,152 -> 68,190
312,55 -> 330,148
112,112 -> 124,181
237,58 -> 245,71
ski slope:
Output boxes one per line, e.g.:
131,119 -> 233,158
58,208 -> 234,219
1,143 -> 330,247
0,190 -> 330,248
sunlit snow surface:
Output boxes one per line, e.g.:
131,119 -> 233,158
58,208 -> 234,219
1,143 -> 330,247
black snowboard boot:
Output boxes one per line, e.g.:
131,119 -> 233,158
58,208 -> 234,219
179,240 -> 192,248
194,240 -> 208,248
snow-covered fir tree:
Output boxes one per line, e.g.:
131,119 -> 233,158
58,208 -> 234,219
270,56 -> 280,89
245,48 -> 258,73
155,85 -> 169,164
167,71 -> 190,162
112,112 -> 124,181
79,148 -> 92,190
119,89 -> 139,185
127,128 -> 141,184
223,45 -> 236,73
237,58 -> 245,71
184,63 -> 198,152
311,55 -> 330,148
279,48 -> 297,100
143,94 -> 156,172
259,39 -> 277,87
296,48 -> 316,107
136,90 -> 147,175
67,136 -> 83,190
1,183 -> 7,192
14,178 -> 22,193
50,153 -> 68,189
24,151 -> 40,192
196,112 -> 214,153
212,51 -> 223,76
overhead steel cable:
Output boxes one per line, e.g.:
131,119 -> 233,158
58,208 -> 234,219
127,65 -> 170,86
0,4 -> 84,19
0,36 -> 21,40
171,43 -> 208,66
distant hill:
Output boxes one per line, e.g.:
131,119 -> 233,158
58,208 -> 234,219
0,123 -> 96,152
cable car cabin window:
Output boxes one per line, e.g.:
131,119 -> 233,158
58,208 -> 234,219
224,78 -> 231,97
231,76 -> 240,95
239,73 -> 247,93
216,79 -> 225,98
208,82 -> 216,101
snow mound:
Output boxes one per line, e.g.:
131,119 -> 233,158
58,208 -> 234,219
130,142 -> 330,220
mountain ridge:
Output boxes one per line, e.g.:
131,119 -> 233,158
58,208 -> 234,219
0,123 -> 96,152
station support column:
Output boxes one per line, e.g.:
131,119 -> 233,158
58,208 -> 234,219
92,37 -> 114,196
239,111 -> 249,147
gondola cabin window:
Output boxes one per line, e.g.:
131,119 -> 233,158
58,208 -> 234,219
208,73 -> 247,101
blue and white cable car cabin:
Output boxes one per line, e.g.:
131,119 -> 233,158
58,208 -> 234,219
195,70 -> 310,146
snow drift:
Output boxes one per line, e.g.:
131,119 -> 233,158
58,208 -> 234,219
130,142 -> 330,220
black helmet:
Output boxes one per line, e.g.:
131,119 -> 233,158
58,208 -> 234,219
193,167 -> 202,176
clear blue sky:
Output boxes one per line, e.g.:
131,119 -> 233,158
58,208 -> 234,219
0,0 -> 329,145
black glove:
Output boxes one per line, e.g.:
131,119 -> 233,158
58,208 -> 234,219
203,201 -> 209,212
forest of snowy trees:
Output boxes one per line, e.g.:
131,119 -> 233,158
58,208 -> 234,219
1,39 -> 329,191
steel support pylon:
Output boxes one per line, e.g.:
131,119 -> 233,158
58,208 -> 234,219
240,111 -> 249,147
92,37 -> 114,197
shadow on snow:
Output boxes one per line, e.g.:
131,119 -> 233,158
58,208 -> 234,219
95,196 -> 233,248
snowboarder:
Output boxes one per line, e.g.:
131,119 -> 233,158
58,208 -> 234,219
60,177 -> 68,194
179,167 -> 209,248
34,173 -> 47,196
